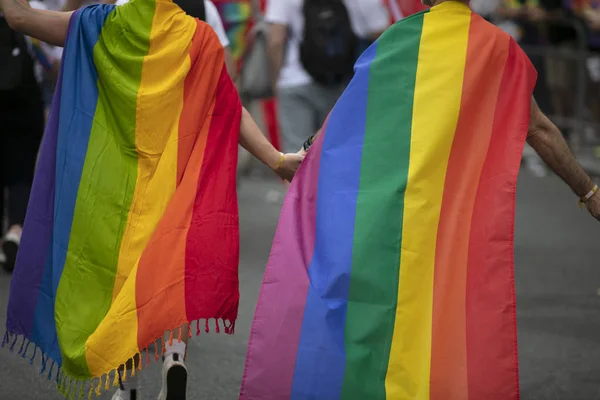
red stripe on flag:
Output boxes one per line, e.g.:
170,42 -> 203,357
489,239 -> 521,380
177,24 -> 209,185
184,65 -> 241,327
465,38 -> 536,400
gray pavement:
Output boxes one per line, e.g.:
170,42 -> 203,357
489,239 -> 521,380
1,170 -> 600,400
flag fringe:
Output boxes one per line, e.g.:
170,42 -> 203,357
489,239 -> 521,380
2,317 -> 235,398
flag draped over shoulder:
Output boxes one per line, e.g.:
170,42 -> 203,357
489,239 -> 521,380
3,0 -> 241,395
240,2 -> 536,400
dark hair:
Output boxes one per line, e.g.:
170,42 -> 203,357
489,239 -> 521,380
174,0 -> 206,20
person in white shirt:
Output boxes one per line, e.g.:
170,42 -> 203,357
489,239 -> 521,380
266,0 -> 389,154
345,0 -> 390,54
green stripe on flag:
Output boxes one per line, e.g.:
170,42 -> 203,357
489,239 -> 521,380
341,11 -> 427,400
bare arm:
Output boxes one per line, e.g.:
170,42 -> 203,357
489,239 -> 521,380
1,0 -> 72,46
239,106 -> 303,181
527,97 -> 595,198
239,106 -> 281,170
224,47 -> 237,82
267,23 -> 287,90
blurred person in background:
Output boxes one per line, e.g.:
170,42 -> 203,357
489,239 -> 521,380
493,0 -> 531,40
348,0 -> 390,56
471,0 -> 501,20
383,0 -> 429,21
266,0 -> 388,155
494,0 -> 552,177
0,1 -> 61,272
212,0 -> 260,183
571,0 -> 600,149
213,0 -> 253,80
530,0 -> 578,142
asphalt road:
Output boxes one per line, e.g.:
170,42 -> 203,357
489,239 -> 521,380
1,170 -> 600,400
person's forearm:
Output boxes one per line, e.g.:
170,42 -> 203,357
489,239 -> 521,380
2,0 -> 71,46
527,126 -> 595,198
239,107 -> 281,170
224,47 -> 237,82
62,0 -> 82,11
2,0 -> 29,31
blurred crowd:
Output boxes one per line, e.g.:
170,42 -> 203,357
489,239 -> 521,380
2,0 -> 600,272
473,0 -> 600,128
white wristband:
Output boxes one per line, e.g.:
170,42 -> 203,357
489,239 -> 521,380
580,184 -> 599,208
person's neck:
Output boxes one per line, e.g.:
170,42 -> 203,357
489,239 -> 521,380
430,0 -> 469,7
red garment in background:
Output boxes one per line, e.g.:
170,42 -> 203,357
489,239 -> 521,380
384,0 -> 429,22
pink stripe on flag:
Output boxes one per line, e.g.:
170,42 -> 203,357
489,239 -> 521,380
239,131 -> 325,400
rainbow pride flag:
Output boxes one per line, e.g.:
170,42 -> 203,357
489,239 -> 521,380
240,2 -> 537,399
4,0 -> 241,396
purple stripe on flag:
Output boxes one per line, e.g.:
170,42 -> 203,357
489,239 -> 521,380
239,129 -> 326,400
6,43 -> 66,340
5,10 -> 79,343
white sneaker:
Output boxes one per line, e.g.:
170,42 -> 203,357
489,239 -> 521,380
2,230 -> 21,272
111,387 -> 140,400
111,389 -> 127,400
158,353 -> 187,400
111,369 -> 140,400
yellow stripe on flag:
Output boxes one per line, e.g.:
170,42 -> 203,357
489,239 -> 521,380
385,4 -> 471,399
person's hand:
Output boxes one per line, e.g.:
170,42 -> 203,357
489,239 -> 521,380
585,190 -> 600,221
274,153 -> 304,182
297,147 -> 307,157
